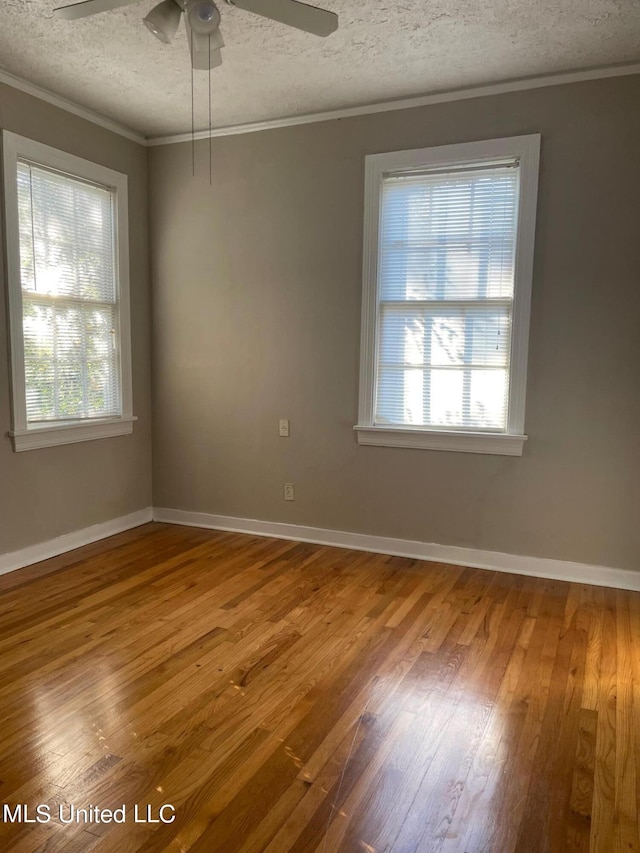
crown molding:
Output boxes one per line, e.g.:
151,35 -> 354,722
1,60 -> 639,149
0,66 -> 146,145
147,60 -> 640,146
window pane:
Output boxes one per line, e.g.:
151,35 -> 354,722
375,365 -> 508,429
380,167 -> 518,302
377,367 -> 425,426
22,298 -> 120,423
376,306 -> 511,429
17,161 -> 121,425
430,368 -> 463,426
17,161 -> 116,303
378,305 -> 510,368
375,161 -> 518,431
470,369 -> 508,429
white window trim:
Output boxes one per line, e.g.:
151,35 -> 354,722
2,131 -> 135,452
355,134 -> 540,456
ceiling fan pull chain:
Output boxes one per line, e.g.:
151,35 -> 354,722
191,27 -> 195,177
209,32 -> 212,185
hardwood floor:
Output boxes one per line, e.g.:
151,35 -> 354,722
0,522 -> 638,853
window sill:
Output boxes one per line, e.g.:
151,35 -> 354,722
354,425 -> 527,456
10,416 -> 137,452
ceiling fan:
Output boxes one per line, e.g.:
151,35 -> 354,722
53,0 -> 339,70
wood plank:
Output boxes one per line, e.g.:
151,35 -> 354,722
0,523 -> 635,853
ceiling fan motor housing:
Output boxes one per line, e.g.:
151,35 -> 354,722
187,0 -> 221,33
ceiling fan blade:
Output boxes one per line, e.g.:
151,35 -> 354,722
186,20 -> 224,69
230,0 -> 337,37
54,0 -> 139,19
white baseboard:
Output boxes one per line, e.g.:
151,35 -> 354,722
3,505 -> 636,593
153,507 -> 640,593
0,507 -> 153,578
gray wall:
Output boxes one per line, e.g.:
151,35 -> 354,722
0,84 -> 152,554
149,75 -> 639,573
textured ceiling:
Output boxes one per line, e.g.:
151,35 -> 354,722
0,0 -> 639,138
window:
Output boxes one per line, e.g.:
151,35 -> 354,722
356,135 -> 540,455
2,131 -> 135,451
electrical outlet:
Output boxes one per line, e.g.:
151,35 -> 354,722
279,418 -> 290,437
283,483 -> 295,501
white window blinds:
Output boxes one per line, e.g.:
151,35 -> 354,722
376,161 -> 519,431
16,161 -> 121,424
